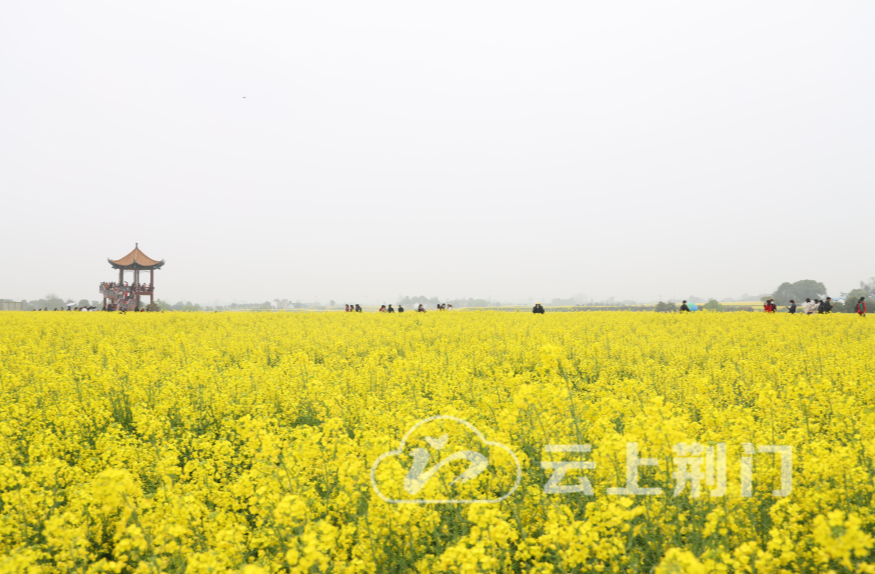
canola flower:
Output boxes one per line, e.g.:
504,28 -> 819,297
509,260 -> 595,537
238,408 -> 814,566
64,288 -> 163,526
0,311 -> 873,573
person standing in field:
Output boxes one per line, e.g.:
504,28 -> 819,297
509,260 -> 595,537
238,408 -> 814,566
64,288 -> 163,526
532,302 -> 545,314
680,301 -> 690,312
804,298 -> 814,314
398,304 -> 405,313
355,304 -> 362,312
387,304 -> 395,313
787,300 -> 797,314
378,305 -> 386,312
823,297 -> 834,313
418,304 -> 426,312
856,297 -> 867,316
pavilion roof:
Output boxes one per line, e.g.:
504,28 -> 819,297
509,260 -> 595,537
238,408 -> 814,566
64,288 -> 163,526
108,244 -> 165,270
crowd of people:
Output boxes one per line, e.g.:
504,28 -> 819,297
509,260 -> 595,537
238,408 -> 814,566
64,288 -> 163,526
342,302 -> 549,313
676,297 -> 867,316
342,303 -> 455,313
32,306 -> 99,311
769,297 -> 866,315
30,303 -> 162,313
27,296 -> 868,316
100,282 -> 153,292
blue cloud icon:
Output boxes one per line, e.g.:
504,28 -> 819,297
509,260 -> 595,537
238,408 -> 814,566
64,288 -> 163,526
370,415 -> 522,504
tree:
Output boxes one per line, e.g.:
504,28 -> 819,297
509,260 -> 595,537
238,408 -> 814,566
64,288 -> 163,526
43,293 -> 65,310
837,288 -> 869,313
401,295 -> 440,306
770,280 -> 827,305
77,299 -> 89,308
654,301 -> 677,313
155,299 -> 173,311
703,299 -> 726,312
329,300 -> 335,307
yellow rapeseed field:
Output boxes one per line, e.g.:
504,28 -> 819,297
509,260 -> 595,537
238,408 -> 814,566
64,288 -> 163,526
1,311 -> 874,573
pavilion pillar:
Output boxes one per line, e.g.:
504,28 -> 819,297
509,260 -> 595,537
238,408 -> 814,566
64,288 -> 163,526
119,268 -> 123,285
134,269 -> 140,310
150,270 -> 154,303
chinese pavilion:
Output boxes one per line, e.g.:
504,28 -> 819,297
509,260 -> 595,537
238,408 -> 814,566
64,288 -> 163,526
100,244 -> 165,311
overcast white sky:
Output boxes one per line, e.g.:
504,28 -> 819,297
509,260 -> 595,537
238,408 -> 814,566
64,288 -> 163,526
1,2 -> 873,305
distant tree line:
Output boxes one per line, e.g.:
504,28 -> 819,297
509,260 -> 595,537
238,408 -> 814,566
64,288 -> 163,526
400,296 -> 496,307
654,300 -> 751,313
7,279 -> 873,313
401,295 -> 440,306
654,301 -> 677,313
1,294 -> 99,311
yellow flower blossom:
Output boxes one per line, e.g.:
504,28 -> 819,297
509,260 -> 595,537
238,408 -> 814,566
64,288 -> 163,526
0,310 -> 873,572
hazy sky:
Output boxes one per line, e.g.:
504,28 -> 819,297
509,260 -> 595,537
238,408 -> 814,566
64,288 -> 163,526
2,2 -> 873,305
